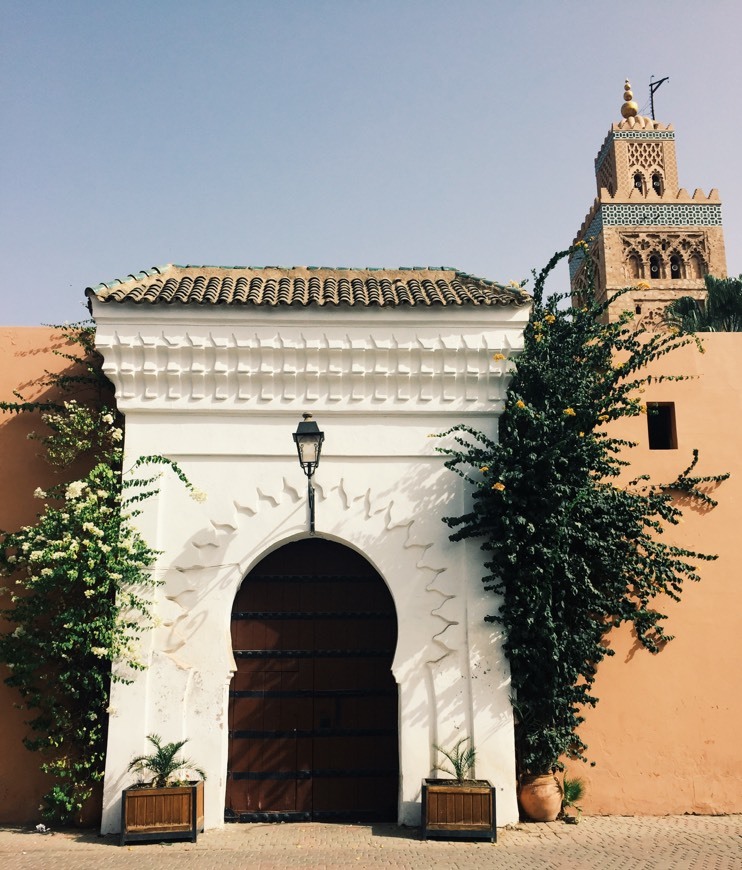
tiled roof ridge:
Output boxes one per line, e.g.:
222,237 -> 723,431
88,263 -> 509,290
88,264 -> 172,293
87,264 -> 529,308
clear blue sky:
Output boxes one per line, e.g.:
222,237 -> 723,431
2,0 -> 741,325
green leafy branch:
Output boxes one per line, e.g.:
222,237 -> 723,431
437,246 -> 727,776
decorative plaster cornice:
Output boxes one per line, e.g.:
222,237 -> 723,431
94,321 -> 525,413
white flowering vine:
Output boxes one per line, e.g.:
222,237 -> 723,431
0,323 -> 204,823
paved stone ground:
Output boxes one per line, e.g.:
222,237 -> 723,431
1,815 -> 740,869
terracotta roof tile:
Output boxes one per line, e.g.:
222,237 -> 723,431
86,265 -> 528,309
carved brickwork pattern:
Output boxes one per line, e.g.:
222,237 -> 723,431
627,141 -> 664,172
620,231 -> 709,282
594,129 -> 675,173
597,159 -> 615,195
634,303 -> 680,332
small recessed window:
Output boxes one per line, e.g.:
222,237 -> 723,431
627,253 -> 642,279
689,254 -> 705,279
647,402 -> 677,450
635,304 -> 642,315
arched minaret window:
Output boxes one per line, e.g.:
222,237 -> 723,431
652,173 -> 663,195
649,254 -> 662,279
670,254 -> 683,279
627,252 -> 643,279
689,253 -> 705,279
633,172 -> 644,193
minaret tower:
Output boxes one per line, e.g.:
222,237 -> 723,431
570,80 -> 727,324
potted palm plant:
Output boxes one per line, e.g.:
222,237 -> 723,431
120,734 -> 206,846
560,775 -> 585,824
421,738 -> 496,842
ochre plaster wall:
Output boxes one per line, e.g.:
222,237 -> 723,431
0,328 -> 78,823
566,334 -> 742,815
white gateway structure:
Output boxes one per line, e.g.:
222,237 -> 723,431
87,264 -> 530,833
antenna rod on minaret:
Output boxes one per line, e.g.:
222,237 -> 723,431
649,75 -> 670,120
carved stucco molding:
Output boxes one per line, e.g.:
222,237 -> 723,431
155,473 -> 464,718
96,327 -> 523,412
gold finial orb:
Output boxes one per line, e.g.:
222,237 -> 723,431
621,78 -> 638,118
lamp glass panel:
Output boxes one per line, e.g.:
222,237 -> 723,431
298,439 -> 319,465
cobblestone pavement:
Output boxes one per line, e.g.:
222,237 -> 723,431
1,815 -> 740,869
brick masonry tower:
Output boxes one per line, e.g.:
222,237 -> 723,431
570,80 -> 727,324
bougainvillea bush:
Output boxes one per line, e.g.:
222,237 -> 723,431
0,326 -> 201,822
439,247 -> 727,777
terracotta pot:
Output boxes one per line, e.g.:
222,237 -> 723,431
518,774 -> 562,822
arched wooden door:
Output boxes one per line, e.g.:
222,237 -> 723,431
226,539 -> 399,822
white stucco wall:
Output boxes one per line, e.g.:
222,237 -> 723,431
91,301 -> 528,832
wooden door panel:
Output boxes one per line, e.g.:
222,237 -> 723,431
254,778 -> 297,812
312,734 -> 396,769
228,539 -> 399,821
313,658 -> 392,691
312,776 -> 359,813
312,617 -> 389,650
334,695 -> 396,728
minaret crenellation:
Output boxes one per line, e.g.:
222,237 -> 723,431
571,80 -> 727,324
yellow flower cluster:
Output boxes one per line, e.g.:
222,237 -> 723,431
515,400 -> 526,409
492,353 -> 506,361
564,408 -> 576,417
544,314 -> 556,324
492,482 -> 506,492
480,466 -> 489,473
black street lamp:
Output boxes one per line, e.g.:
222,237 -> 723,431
293,414 -> 324,533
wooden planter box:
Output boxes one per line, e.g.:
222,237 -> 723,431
421,778 -> 496,843
120,780 -> 204,846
